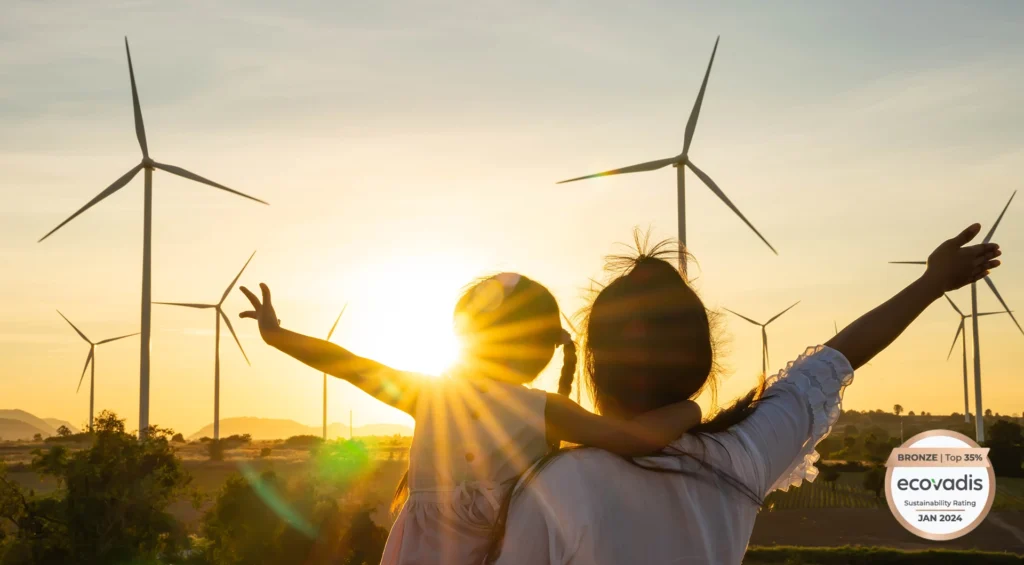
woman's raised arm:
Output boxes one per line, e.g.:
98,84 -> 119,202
826,224 -> 1000,371
239,283 -> 424,415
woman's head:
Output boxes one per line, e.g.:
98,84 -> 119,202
454,273 -> 573,386
583,238 -> 717,418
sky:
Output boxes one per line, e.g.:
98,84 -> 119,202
2,1 -> 1024,436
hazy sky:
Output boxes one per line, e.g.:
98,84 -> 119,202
3,1 -> 1023,436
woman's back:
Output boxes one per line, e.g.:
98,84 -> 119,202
494,346 -> 854,565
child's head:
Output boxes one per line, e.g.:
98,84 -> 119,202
453,273 -> 574,390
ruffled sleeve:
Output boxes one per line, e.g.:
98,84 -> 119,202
763,345 -> 854,493
728,345 -> 855,497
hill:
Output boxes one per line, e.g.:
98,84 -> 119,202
0,418 -> 50,441
44,418 -> 80,434
188,417 -> 412,440
0,409 -> 56,437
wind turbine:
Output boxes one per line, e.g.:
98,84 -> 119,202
891,191 -> 1021,442
154,251 -> 255,440
557,37 -> 776,275
723,302 -> 800,376
38,39 -> 267,435
323,304 -> 348,440
942,294 -> 1008,424
57,311 -> 138,431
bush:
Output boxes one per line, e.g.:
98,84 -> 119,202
282,435 -> 325,450
863,467 -> 885,498
0,411 -> 195,564
172,432 -> 186,443
208,440 -> 225,461
260,447 -> 272,458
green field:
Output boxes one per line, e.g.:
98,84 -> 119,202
763,472 -> 1024,511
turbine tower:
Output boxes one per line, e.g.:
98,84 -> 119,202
57,311 -> 138,431
723,302 -> 799,376
154,251 -> 255,440
891,191 -> 1020,442
942,294 -> 1008,423
38,39 -> 267,435
557,37 -> 776,275
323,304 -> 348,440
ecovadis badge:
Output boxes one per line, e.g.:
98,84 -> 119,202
884,430 -> 995,541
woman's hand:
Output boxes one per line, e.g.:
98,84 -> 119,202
921,224 -> 1001,298
239,283 -> 283,345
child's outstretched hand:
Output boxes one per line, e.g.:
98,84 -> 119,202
922,224 -> 1001,295
239,283 -> 282,344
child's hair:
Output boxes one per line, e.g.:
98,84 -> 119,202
390,272 -> 577,513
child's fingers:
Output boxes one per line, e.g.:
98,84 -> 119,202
239,311 -> 257,319
969,270 -> 991,284
260,283 -> 273,308
975,249 -> 1002,266
240,286 -> 261,310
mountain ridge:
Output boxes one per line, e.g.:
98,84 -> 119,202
187,417 -> 412,440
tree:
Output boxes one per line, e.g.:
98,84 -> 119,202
820,466 -> 840,491
863,467 -> 885,498
893,404 -> 903,417
31,433 -> 42,442
0,411 -> 195,564
843,425 -> 859,437
986,409 -> 994,418
908,411 -> 915,416
172,432 -> 185,443
56,426 -> 72,438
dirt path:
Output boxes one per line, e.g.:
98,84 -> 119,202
751,509 -> 1024,553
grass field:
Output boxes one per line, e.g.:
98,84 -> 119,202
763,471 -> 1024,511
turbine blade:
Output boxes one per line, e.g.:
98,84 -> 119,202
762,327 -> 769,371
556,157 -> 679,184
984,190 -> 1016,244
96,332 -> 140,345
833,320 -> 838,336
983,276 -> 1024,335
221,251 -> 257,304
153,302 -> 215,309
219,309 -> 250,366
77,349 -> 94,393
889,261 -> 926,265
153,162 -> 268,205
687,160 -> 777,255
124,38 -> 148,158
722,308 -> 762,327
766,301 -> 800,325
38,165 -> 143,242
947,322 -> 964,361
944,294 -> 963,316
682,36 -> 719,158
57,310 -> 91,344
326,303 -> 349,340
975,311 -> 1009,317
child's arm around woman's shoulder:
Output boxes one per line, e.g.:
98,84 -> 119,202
239,283 -> 426,415
544,393 -> 701,456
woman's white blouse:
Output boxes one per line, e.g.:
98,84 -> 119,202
493,346 -> 855,565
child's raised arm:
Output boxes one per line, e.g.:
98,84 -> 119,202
544,393 -> 701,456
239,283 -> 425,415
826,224 -> 1001,371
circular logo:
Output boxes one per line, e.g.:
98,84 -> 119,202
884,430 -> 995,540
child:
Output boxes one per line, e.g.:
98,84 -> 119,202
239,273 -> 701,564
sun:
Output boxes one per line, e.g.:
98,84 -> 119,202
332,253 -> 475,377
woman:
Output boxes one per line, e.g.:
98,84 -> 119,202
488,224 -> 1001,565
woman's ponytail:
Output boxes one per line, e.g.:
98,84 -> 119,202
557,329 -> 577,397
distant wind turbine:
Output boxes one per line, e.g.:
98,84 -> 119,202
154,251 -> 255,440
323,304 -> 348,440
38,39 -> 267,435
57,311 -> 138,431
942,294 -> 1008,424
557,37 -> 776,274
723,302 -> 800,376
890,191 -> 1020,442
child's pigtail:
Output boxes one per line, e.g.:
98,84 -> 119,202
557,329 -> 577,397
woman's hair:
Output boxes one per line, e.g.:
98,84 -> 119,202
391,272 -> 578,514
484,233 -> 768,563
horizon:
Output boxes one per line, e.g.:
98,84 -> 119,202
2,2 -> 1024,435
